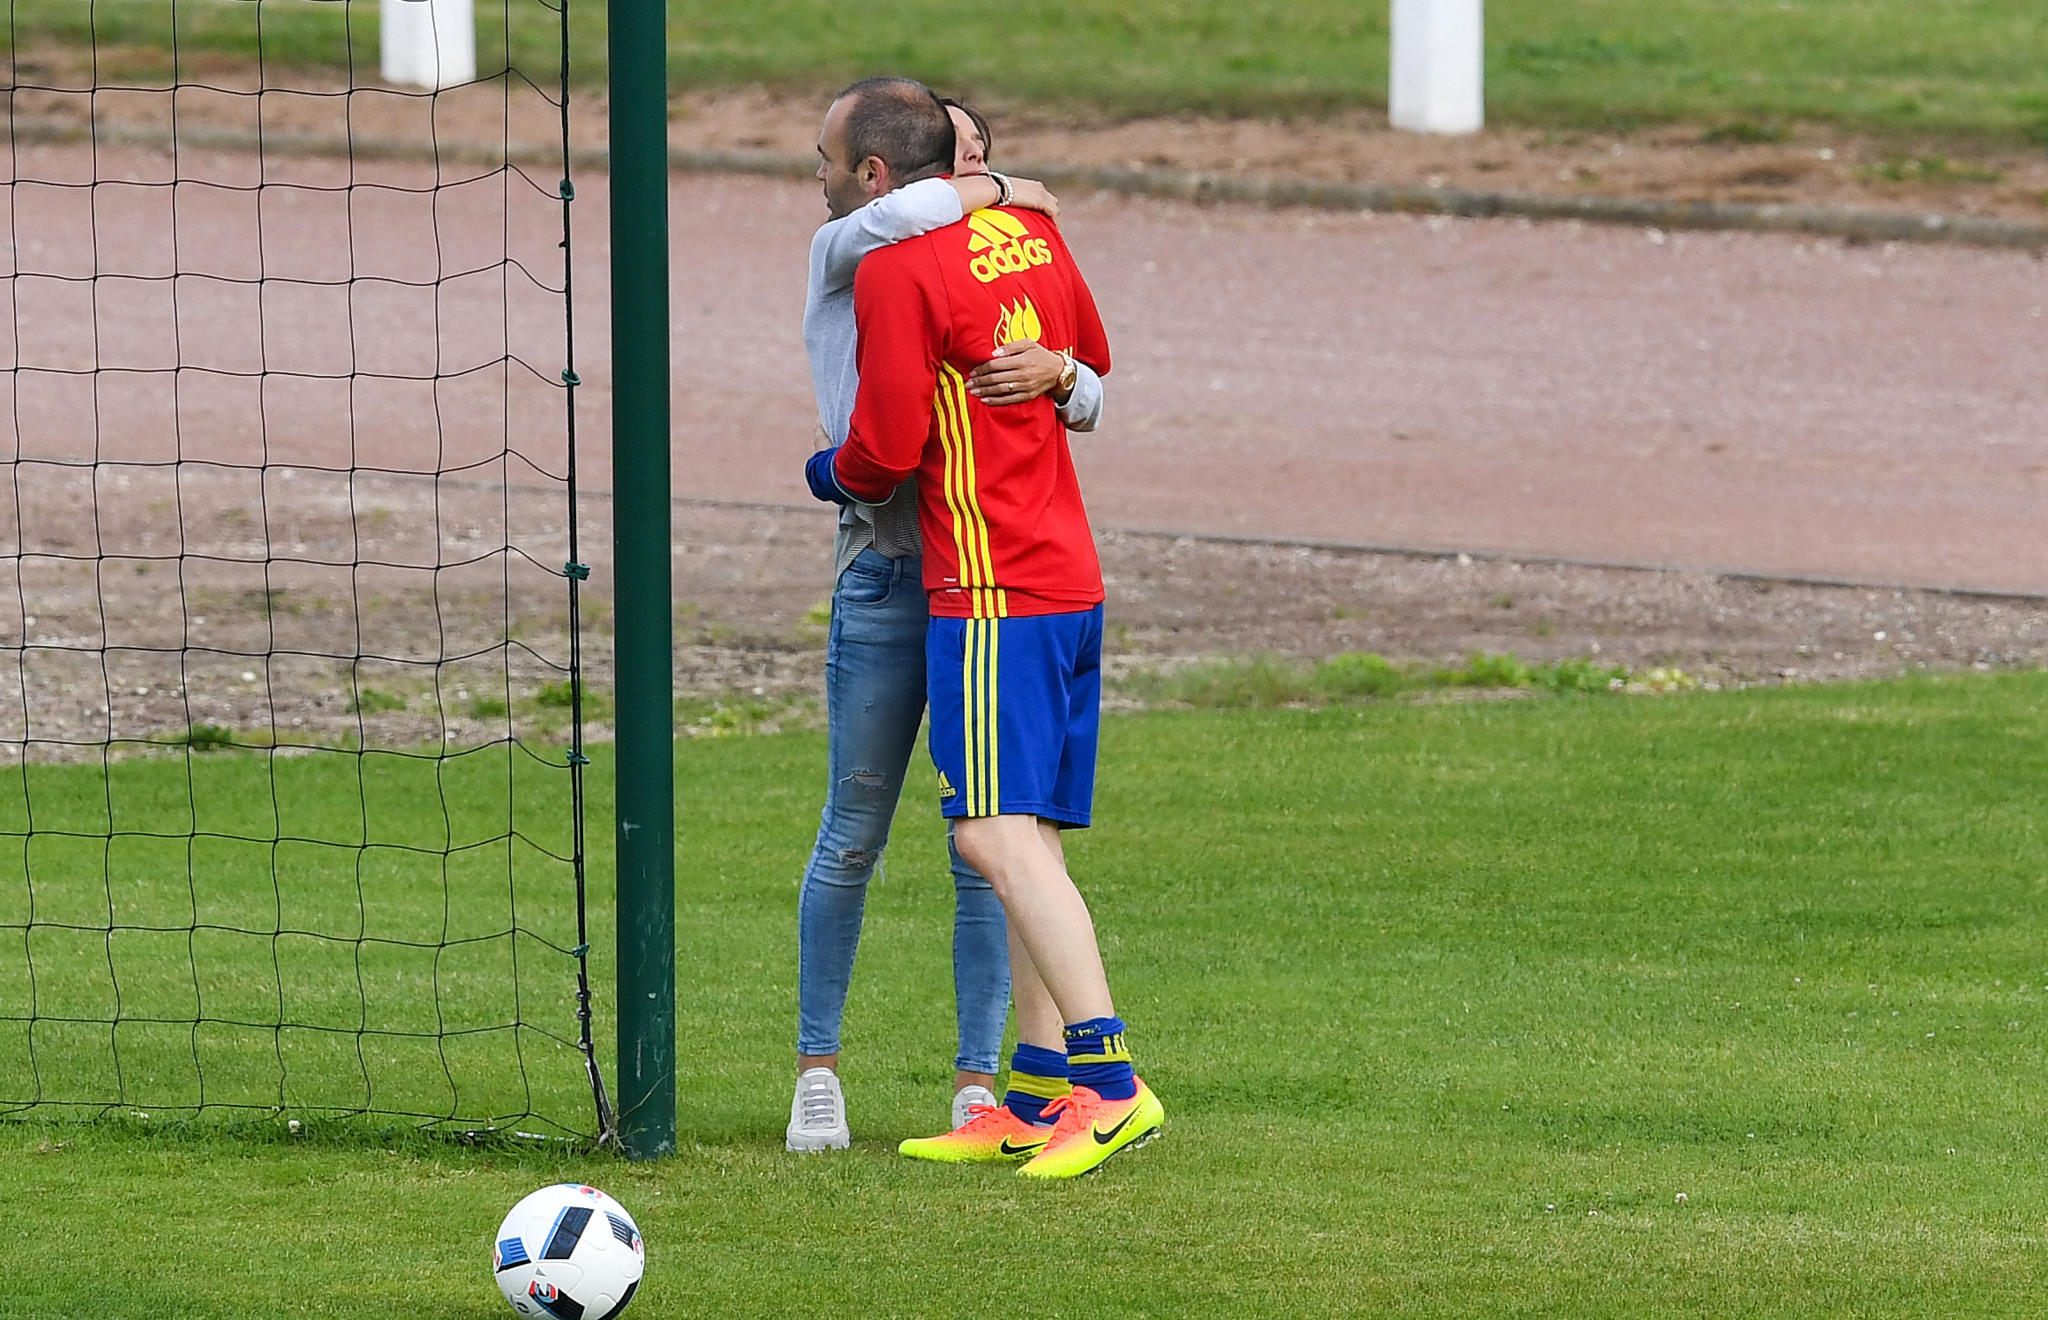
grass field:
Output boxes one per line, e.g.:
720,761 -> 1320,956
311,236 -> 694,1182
0,742 -> 600,1135
7,0 -> 2047,143
3,672 -> 2046,1317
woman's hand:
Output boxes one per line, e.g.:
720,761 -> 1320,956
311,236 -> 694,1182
968,340 -> 1068,405
1004,176 -> 1060,222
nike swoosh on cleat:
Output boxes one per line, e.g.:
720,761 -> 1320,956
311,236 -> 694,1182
999,1137 -> 1046,1156
1091,1110 -> 1139,1146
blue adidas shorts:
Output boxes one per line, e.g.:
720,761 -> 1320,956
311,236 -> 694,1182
927,605 -> 1103,827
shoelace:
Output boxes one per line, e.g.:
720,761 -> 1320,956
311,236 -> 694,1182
962,1103 -> 999,1121
797,1080 -> 839,1128
1039,1093 -> 1096,1129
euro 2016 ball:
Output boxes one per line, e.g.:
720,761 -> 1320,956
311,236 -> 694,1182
493,1184 -> 645,1319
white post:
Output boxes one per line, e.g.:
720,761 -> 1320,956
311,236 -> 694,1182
380,0 -> 476,90
1390,0 -> 1483,135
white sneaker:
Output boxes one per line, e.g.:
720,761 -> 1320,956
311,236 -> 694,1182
952,1084 -> 998,1131
786,1067 -> 850,1152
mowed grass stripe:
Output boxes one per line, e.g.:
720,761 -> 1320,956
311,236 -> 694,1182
13,0 -> 2048,143
1,673 -> 2044,1316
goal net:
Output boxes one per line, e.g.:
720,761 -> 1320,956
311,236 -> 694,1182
0,0 -> 609,1140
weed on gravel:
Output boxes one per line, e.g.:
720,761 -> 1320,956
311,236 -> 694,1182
1117,650 -> 1686,709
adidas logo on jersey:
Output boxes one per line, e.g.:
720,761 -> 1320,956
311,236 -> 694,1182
936,770 -> 958,801
967,208 -> 1054,284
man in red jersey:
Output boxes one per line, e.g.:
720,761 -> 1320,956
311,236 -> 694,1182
806,89 -> 1162,1179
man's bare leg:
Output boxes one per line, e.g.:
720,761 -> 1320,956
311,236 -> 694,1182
1007,922 -> 1065,1051
950,811 -> 1157,1177
1008,821 -> 1070,1049
897,818 -> 1079,1157
952,814 -> 1113,1023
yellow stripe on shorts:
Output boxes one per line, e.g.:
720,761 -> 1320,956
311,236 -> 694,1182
960,617 -> 1002,816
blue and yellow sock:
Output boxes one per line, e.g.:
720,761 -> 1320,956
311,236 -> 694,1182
1002,1044 -> 1071,1126
1064,1016 -> 1135,1101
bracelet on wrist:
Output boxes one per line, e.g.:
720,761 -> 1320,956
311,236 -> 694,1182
988,170 -> 1014,207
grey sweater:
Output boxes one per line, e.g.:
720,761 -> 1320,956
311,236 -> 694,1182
802,178 -> 1105,577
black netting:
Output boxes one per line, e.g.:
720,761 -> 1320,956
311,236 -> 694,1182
0,0 -> 608,1141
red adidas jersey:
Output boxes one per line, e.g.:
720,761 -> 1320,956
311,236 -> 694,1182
835,205 -> 1111,619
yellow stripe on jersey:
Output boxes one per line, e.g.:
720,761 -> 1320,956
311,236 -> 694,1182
933,368 -> 980,616
939,366 -> 1007,619
931,379 -> 978,614
934,370 -> 1007,618
934,373 -> 975,617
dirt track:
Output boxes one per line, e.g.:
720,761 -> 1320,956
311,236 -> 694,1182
10,134 -> 2045,592
669,87 -> 2048,226
4,128 -> 2046,749
668,173 -> 2048,596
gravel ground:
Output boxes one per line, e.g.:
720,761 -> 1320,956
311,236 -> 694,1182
660,502 -> 2048,703
6,486 -> 2042,759
647,500 -> 2048,717
20,71 -> 2048,222
6,81 -> 2045,759
668,87 -> 2048,223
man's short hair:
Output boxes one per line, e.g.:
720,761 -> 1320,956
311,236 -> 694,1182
836,76 -> 955,182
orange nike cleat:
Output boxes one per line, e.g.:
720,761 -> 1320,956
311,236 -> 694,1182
1015,1079 -> 1163,1180
898,1102 -> 1054,1164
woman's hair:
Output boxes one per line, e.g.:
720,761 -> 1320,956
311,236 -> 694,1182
938,96 -> 994,163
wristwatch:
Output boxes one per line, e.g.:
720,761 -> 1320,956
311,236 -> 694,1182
1056,350 -> 1078,396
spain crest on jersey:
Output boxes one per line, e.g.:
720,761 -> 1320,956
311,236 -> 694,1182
994,297 -> 1043,349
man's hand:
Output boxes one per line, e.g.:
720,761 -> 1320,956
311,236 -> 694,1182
1006,176 -> 1060,222
968,339 -> 1069,406
805,446 -> 855,505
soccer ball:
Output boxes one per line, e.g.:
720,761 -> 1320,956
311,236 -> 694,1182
492,1183 -> 645,1319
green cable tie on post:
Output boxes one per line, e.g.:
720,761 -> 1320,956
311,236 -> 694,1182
567,750 -> 590,766
560,179 -> 575,201
570,944 -> 591,959
562,369 -> 581,387
564,561 -> 590,579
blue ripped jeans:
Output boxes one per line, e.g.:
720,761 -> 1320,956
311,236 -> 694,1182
796,550 -> 1010,1074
